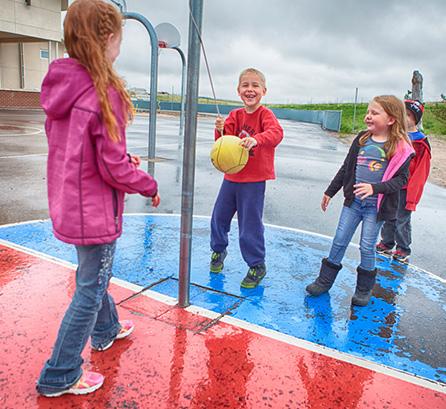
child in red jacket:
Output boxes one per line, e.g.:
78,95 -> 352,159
376,100 -> 431,263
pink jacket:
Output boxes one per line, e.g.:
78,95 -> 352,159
41,58 -> 157,245
377,140 -> 414,211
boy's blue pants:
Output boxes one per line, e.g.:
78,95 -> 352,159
211,179 -> 266,267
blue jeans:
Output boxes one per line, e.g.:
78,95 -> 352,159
328,199 -> 383,271
36,242 -> 121,395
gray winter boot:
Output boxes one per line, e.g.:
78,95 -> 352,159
351,266 -> 377,306
306,258 -> 342,296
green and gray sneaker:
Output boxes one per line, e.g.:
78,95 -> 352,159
210,250 -> 227,273
241,264 -> 266,288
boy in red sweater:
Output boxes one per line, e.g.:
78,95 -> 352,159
210,68 -> 283,288
376,99 -> 431,263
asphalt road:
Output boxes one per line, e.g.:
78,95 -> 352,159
1,110 -> 445,278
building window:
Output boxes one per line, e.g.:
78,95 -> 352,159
40,49 -> 49,59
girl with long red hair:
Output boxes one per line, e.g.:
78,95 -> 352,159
37,0 -> 159,397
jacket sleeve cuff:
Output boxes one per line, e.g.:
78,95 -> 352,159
405,202 -> 416,211
372,183 -> 383,194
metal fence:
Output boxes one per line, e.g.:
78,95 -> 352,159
132,100 -> 342,132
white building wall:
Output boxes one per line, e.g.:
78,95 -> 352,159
0,0 -> 64,42
0,43 -> 20,89
0,0 -> 66,90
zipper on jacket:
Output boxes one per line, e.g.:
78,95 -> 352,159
112,189 -> 119,232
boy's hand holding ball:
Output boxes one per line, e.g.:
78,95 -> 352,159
240,137 -> 257,150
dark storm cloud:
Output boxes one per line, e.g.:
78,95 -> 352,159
115,0 -> 446,103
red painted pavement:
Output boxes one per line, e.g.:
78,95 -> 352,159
1,244 -> 445,409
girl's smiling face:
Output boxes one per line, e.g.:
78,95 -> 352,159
237,72 -> 266,112
364,100 -> 395,136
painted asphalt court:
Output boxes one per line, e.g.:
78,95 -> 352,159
1,214 -> 444,389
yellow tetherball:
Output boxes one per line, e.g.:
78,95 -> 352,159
210,135 -> 249,174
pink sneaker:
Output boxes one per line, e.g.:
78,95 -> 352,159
92,320 -> 135,352
41,371 -> 104,397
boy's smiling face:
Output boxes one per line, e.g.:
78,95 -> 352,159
237,72 -> 266,113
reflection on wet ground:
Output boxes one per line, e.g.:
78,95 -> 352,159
1,215 -> 445,387
1,240 -> 445,408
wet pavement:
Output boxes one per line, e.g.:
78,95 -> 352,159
0,110 -> 445,279
1,240 -> 445,408
1,215 -> 445,386
1,109 -> 446,407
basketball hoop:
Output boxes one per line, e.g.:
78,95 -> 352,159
154,23 -> 181,49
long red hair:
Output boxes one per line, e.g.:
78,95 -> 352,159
360,95 -> 411,159
64,0 -> 133,142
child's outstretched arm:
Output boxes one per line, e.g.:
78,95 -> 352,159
92,91 -> 158,198
321,194 -> 331,211
95,127 -> 158,197
325,135 -> 360,198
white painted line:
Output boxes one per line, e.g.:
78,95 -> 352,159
125,213 -> 446,283
1,213 -> 445,283
107,274 -> 446,393
218,313 -> 446,394
0,238 -> 76,269
0,218 -> 48,229
0,125 -> 43,137
0,153 -> 47,159
0,239 -> 444,394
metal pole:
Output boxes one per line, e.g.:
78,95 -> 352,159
173,46 -> 186,152
352,87 -> 358,132
123,12 -> 158,176
178,0 -> 203,308
173,46 -> 186,184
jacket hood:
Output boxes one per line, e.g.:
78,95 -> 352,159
40,58 -> 94,119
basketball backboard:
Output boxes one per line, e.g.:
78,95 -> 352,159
155,22 -> 181,48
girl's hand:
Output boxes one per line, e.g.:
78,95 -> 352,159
353,183 -> 373,200
321,194 -> 331,212
130,154 -> 141,167
215,116 -> 225,133
151,193 -> 160,208
239,137 -> 257,150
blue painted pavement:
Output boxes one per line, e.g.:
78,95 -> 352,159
0,214 -> 445,385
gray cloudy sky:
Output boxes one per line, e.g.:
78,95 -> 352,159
113,0 -> 445,104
